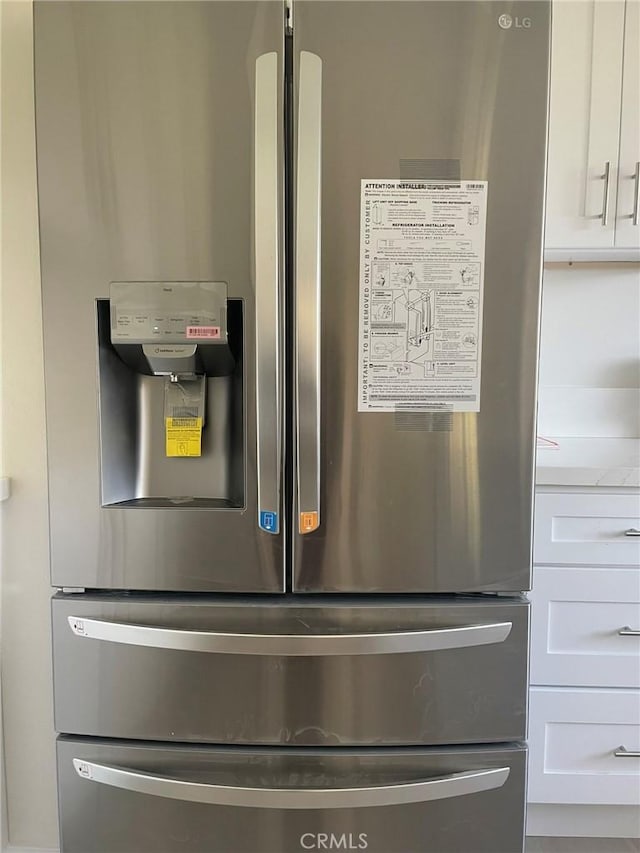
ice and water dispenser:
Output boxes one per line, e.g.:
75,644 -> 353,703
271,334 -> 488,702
97,282 -> 244,509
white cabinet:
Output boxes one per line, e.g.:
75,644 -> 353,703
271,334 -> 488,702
545,0 -> 640,260
529,487 -> 640,827
529,688 -> 640,805
534,492 -> 640,566
615,0 -> 640,250
530,566 -> 640,688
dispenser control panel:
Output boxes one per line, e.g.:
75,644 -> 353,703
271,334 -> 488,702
110,281 -> 228,344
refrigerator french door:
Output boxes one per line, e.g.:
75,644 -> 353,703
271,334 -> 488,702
35,0 -> 286,593
34,2 -> 549,851
291,2 -> 549,593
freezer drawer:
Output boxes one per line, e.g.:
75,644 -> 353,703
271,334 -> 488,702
53,595 -> 528,745
57,738 -> 526,853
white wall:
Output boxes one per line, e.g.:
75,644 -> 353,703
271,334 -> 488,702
538,263 -> 640,437
0,1 -> 59,849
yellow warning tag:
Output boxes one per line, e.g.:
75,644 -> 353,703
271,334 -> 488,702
165,417 -> 203,457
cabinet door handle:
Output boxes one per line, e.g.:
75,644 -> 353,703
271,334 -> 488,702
614,746 -> 640,758
618,627 -> 640,637
600,161 -> 611,226
624,528 -> 640,537
632,162 -> 640,227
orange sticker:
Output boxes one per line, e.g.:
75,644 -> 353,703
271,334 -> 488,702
299,511 -> 319,533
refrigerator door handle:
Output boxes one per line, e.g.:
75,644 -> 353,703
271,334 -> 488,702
72,759 -> 510,808
255,52 -> 282,534
295,51 -> 322,535
67,616 -> 512,655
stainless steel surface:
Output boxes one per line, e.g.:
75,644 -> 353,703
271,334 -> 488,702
292,1 -> 550,592
614,746 -> 640,758
67,614 -> 512,655
601,161 -> 612,226
53,595 -> 529,745
633,162 -> 640,227
34,1 -> 285,590
72,758 -> 509,808
255,51 -> 283,535
295,50 -> 322,535
618,627 -> 640,636
624,528 -> 640,536
58,739 -> 526,853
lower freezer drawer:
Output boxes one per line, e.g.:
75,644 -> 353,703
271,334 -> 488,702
57,738 -> 526,853
52,594 -> 528,745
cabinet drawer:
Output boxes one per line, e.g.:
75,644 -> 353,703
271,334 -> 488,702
530,567 -> 640,688
58,739 -> 526,853
534,492 -> 640,565
528,687 -> 640,805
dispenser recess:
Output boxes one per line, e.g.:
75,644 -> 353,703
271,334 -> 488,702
98,282 -> 244,509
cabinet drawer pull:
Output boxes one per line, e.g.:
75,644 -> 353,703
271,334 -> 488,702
618,627 -> 640,637
624,528 -> 640,537
614,746 -> 640,758
632,162 -> 640,227
600,161 -> 611,226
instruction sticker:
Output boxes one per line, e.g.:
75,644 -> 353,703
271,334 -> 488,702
358,180 -> 487,413
165,417 -> 203,457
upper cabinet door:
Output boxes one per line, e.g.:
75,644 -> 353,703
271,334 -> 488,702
292,1 -> 549,593
35,2 -> 286,592
615,0 -> 640,249
545,0 -> 639,259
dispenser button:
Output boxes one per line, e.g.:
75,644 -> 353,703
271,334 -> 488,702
259,511 -> 279,534
299,512 -> 319,534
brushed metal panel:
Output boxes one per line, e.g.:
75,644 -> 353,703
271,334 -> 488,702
292,1 -> 550,592
34,2 -> 285,590
53,595 -> 528,745
57,738 -> 526,853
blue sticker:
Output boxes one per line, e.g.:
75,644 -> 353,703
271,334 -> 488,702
259,511 -> 279,533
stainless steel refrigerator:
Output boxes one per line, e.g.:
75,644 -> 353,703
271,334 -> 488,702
34,2 -> 549,851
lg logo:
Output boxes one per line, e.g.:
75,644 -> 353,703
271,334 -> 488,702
300,833 -> 368,850
498,13 -> 532,28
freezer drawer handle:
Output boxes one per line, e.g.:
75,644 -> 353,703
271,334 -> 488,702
624,528 -> 640,537
618,626 -> 640,636
67,617 -> 512,655
255,52 -> 282,535
71,759 -> 510,809
295,51 -> 322,535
